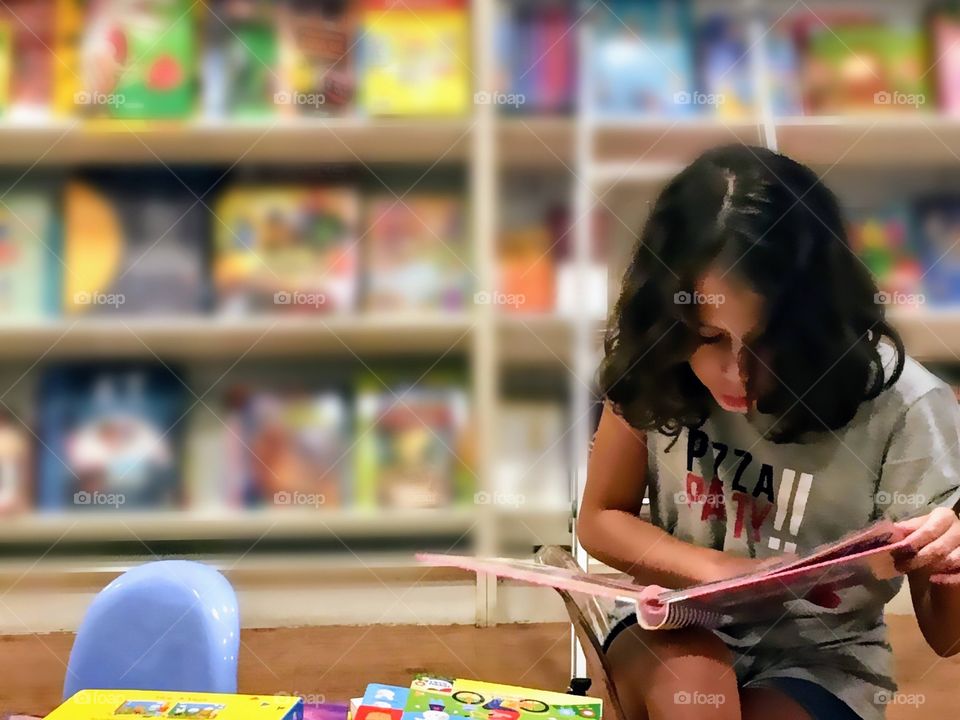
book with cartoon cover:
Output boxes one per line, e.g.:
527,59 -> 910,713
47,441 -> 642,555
45,689 -> 303,720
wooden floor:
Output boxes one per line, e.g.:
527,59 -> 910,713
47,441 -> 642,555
3,617 -> 958,719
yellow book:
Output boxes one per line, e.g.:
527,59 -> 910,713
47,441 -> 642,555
44,689 -> 304,720
359,0 -> 470,117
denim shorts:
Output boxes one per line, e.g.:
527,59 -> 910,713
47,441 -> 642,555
602,614 -> 862,720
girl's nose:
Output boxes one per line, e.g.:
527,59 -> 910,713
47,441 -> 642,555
722,341 -> 747,383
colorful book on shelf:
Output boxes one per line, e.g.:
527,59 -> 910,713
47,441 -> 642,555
354,371 -> 473,510
846,203 -> 924,304
45,689 -> 303,720
212,184 -> 360,315
350,676 -> 601,720
3,0 -> 54,120
0,409 -> 31,514
931,3 -> 960,115
358,0 -> 470,117
417,520 -> 913,631
36,362 -> 186,511
223,384 -> 350,509
276,0 -> 355,116
912,196 -> 960,305
63,169 -> 213,316
202,0 -> 279,119
362,194 -> 469,312
802,22 -> 929,115
0,190 -> 60,320
697,13 -> 754,118
588,0 -> 696,117
55,0 -> 196,119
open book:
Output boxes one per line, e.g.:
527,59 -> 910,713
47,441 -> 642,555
416,520 -> 913,630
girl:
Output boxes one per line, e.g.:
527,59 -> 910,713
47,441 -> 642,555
578,145 -> 960,720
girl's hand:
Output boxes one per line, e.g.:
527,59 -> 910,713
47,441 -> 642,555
895,507 -> 960,581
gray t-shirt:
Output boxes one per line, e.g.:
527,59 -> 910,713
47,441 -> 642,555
612,349 -> 960,720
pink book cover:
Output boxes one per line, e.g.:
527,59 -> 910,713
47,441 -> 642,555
416,520 -> 913,630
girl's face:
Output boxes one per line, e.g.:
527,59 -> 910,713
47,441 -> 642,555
687,270 -> 764,414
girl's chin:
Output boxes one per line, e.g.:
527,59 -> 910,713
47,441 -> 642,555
716,393 -> 751,413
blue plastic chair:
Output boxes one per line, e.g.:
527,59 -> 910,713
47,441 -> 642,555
63,560 -> 240,699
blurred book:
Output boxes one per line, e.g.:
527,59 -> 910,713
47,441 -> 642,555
930,2 -> 960,116
847,204 -> 924,306
0,190 -> 59,320
0,21 -> 11,115
496,0 -> 575,115
56,0 -> 196,119
36,363 -> 186,511
495,400 -> 568,509
62,170 -> 211,316
212,185 -> 360,315
276,0 -> 355,116
222,384 -> 349,509
4,0 -> 54,120
913,197 -> 960,305
359,0 -> 470,117
362,194 -> 469,312
802,22 -> 929,114
354,373 -> 472,509
498,226 -> 555,314
0,410 -> 31,514
202,0 -> 280,119
588,0 -> 696,117
697,13 -> 754,118
764,19 -> 803,116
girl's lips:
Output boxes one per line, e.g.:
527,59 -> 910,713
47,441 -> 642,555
719,394 -> 749,410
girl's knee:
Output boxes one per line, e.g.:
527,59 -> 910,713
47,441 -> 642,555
607,624 -> 735,669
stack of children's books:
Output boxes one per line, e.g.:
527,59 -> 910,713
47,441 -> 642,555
349,676 -> 601,720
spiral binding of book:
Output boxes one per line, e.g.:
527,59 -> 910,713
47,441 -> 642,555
649,603 -> 730,631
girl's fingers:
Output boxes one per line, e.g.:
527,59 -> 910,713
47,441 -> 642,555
895,515 -> 928,534
914,523 -> 960,563
902,509 -> 956,553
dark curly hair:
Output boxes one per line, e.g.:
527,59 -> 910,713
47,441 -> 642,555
599,144 -> 904,444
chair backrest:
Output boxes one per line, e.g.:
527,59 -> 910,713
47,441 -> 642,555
534,546 -> 627,720
63,560 -> 240,700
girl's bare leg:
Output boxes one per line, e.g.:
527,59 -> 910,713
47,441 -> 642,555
605,625 -> 741,720
605,625 -> 815,720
